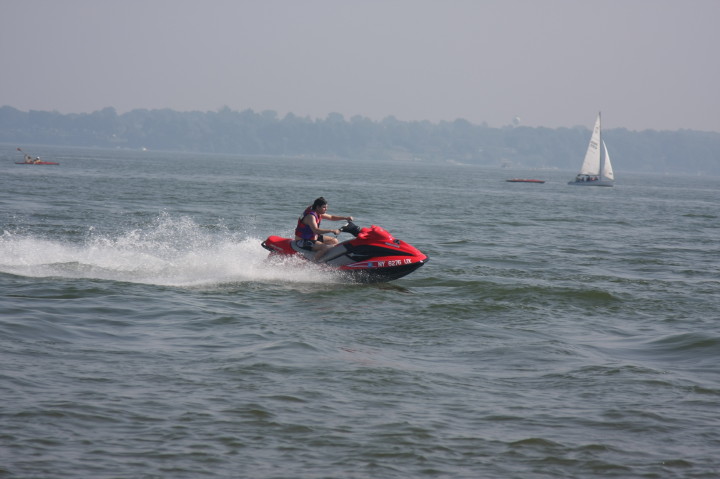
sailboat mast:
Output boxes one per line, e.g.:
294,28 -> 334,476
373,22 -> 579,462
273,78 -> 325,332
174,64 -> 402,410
598,111 -> 604,179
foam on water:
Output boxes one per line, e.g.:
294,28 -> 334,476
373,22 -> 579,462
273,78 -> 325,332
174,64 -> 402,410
0,214 -> 336,286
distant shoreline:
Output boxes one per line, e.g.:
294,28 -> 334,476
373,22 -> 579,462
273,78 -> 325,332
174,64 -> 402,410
3,106 -> 720,175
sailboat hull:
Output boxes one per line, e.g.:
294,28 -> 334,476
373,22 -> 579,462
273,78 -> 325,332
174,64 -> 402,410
568,179 -> 614,187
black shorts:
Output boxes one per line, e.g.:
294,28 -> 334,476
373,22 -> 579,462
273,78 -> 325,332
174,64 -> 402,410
298,235 -> 325,251
298,239 -> 317,251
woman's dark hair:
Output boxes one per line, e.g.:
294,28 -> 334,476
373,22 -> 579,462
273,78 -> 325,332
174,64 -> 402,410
312,197 -> 327,210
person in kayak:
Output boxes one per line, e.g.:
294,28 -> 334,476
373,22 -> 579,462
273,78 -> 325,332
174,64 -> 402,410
295,197 -> 353,261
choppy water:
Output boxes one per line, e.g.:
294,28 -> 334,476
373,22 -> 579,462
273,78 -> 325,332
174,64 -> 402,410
1,144 -> 719,478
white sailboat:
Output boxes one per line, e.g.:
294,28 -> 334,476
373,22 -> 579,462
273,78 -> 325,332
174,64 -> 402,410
569,112 -> 615,187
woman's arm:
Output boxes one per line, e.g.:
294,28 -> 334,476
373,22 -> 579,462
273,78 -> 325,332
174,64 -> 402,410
305,215 -> 341,235
321,214 -> 353,221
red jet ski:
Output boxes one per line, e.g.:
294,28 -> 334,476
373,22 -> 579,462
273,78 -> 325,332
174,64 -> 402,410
261,222 -> 428,283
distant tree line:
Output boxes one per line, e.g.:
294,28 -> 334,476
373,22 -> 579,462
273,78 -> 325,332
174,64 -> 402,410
1,105 -> 719,174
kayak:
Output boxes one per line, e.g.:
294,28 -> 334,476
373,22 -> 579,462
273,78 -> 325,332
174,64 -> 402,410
506,178 -> 544,183
15,147 -> 59,165
15,161 -> 60,165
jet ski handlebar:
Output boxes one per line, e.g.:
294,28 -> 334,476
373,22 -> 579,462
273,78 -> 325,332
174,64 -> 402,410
339,221 -> 361,237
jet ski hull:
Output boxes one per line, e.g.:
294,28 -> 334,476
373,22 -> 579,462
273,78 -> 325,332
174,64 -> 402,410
339,258 -> 427,283
261,223 -> 428,283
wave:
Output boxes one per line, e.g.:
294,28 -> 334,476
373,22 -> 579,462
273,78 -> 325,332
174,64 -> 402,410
0,214 -> 336,287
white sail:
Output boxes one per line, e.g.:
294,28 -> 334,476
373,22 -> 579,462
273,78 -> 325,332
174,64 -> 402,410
602,140 -> 614,180
579,113 -> 601,175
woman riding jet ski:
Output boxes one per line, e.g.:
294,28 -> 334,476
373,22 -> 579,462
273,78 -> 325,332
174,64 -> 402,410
261,221 -> 429,283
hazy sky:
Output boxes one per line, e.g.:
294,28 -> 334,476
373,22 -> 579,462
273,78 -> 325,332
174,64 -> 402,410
2,0 -> 719,132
